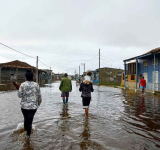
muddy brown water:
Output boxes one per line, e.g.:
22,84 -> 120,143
0,81 -> 160,150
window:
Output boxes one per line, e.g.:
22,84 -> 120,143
117,72 -> 122,76
106,71 -> 112,75
152,58 -> 158,65
143,61 -> 148,67
131,75 -> 135,80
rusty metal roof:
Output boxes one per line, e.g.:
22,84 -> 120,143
0,60 -> 36,69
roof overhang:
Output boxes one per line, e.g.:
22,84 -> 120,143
123,53 -> 152,62
123,48 -> 160,62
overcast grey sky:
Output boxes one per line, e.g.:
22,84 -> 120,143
0,0 -> 160,74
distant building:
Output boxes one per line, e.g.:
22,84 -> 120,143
40,69 -> 53,84
122,47 -> 160,92
54,73 -> 64,81
91,67 -> 123,85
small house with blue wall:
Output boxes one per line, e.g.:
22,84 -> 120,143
123,47 -> 160,92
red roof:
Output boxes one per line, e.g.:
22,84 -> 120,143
0,60 -> 36,69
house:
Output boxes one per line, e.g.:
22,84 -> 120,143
91,67 -> 123,85
0,60 -> 37,84
122,47 -> 160,92
0,60 -> 50,85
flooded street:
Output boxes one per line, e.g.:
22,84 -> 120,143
0,81 -> 160,150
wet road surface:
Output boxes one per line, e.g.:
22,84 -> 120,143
0,81 -> 160,150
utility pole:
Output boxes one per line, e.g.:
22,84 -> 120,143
81,63 -> 85,76
79,65 -> 80,79
99,49 -> 100,85
36,56 -> 38,83
50,67 -> 52,84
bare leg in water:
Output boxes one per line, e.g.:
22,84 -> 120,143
85,108 -> 89,117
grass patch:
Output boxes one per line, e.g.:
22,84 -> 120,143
93,82 -> 121,87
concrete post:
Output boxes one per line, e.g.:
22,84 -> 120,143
16,68 -> 18,82
36,56 -> 38,83
99,49 -> 100,85
153,54 -> 156,93
0,67 -> 1,83
135,59 -> 138,92
124,62 -> 126,89
50,67 -> 52,83
79,65 -> 80,79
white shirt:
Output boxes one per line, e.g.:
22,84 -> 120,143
18,81 -> 42,109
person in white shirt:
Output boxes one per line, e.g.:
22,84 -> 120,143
18,70 -> 42,138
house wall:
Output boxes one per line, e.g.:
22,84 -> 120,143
1,67 -> 36,84
1,68 -> 11,83
92,68 -> 123,84
91,70 -> 99,83
17,68 -> 26,83
100,68 -> 123,84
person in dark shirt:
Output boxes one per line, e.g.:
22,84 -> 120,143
79,71 -> 94,117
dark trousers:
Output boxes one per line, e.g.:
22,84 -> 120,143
21,108 -> 37,136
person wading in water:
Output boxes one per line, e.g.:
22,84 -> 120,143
59,73 -> 72,105
79,71 -> 94,117
139,77 -> 146,94
18,70 -> 42,139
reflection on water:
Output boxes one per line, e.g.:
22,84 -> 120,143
59,105 -> 70,132
1,82 -> 160,149
79,118 -> 90,149
122,92 -> 160,149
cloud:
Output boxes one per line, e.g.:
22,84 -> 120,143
0,0 -> 160,74
0,56 -> 9,63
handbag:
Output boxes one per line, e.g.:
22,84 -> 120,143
37,97 -> 42,106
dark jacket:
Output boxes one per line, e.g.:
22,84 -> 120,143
79,82 -> 94,97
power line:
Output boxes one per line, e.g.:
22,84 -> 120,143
101,58 -> 123,63
0,43 -> 36,59
39,55 -> 99,63
0,43 -> 101,72
65,54 -> 99,71
38,58 -> 50,68
101,55 -> 124,62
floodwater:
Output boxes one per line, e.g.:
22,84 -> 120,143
0,81 -> 160,150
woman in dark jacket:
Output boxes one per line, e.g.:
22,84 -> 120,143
79,71 -> 94,117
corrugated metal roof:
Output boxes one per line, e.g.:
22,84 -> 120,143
0,60 -> 36,69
